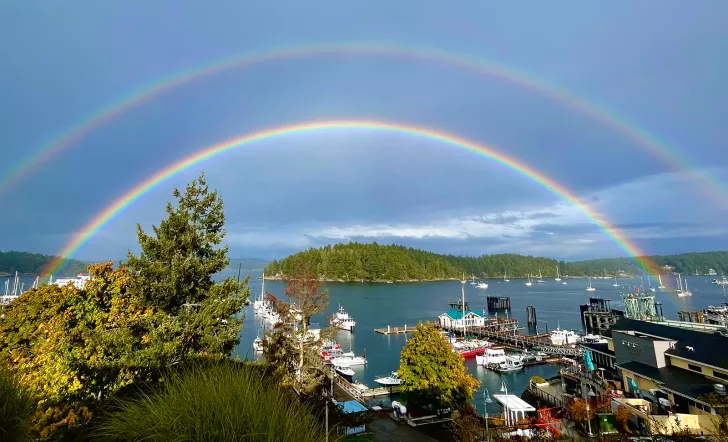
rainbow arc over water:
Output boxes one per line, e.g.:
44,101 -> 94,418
43,120 -> 664,287
2,43 -> 725,207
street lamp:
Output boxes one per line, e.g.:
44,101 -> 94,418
483,388 -> 493,442
582,383 -> 596,437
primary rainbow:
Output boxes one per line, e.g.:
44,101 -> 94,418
2,43 -> 726,207
42,120 -> 662,281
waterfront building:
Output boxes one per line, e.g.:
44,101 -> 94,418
593,318 -> 728,435
437,308 -> 486,331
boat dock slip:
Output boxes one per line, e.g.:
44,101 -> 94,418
374,324 -> 414,335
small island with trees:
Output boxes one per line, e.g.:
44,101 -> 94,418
264,243 -> 728,283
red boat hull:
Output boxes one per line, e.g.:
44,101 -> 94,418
458,348 -> 486,357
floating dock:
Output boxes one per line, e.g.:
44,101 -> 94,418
374,324 -> 415,335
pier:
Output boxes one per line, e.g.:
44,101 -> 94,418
487,296 -> 511,311
374,324 -> 415,335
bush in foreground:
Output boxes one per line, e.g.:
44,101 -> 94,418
0,369 -> 34,442
94,362 -> 330,442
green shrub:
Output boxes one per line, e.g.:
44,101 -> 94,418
0,369 -> 34,442
95,362 -> 329,442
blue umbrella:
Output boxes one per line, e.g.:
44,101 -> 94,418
583,349 -> 595,371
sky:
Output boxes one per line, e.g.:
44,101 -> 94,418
1,1 -> 727,262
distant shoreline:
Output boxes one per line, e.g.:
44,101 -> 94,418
262,275 -> 640,283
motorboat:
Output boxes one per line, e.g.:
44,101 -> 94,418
452,340 -> 487,357
582,334 -> 608,344
374,371 -> 402,386
330,305 -> 356,332
495,355 -> 524,372
550,327 -> 582,346
475,348 -> 506,366
330,355 -> 367,367
334,365 -> 355,379
321,348 -> 354,361
476,282 -> 488,289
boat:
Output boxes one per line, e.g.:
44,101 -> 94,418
550,326 -> 582,346
495,355 -> 524,372
503,271 -> 510,283
713,275 -> 728,285
321,348 -> 354,361
612,277 -> 620,287
475,348 -> 507,366
330,305 -> 356,332
334,365 -> 355,379
582,334 -> 608,344
252,336 -> 264,352
351,381 -> 369,392
555,266 -> 561,282
470,275 -> 476,285
676,273 -> 692,297
586,277 -> 596,292
52,273 -> 90,290
374,371 -> 402,386
704,285 -> 728,325
330,355 -> 367,367
526,274 -> 532,287
452,340 -> 486,357
658,274 -> 666,289
536,270 -> 545,284
476,281 -> 488,289
253,272 -> 266,312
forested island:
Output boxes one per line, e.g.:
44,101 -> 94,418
0,250 -> 88,277
263,243 -> 728,282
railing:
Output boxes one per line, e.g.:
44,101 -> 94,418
528,383 -> 565,408
560,364 -> 607,389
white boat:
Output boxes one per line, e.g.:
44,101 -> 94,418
470,275 -> 476,285
536,270 -> 545,284
53,273 -> 90,290
374,371 -> 402,386
351,381 -> 369,392
586,277 -> 596,292
476,282 -> 488,289
612,277 -> 620,287
253,336 -> 264,352
503,271 -> 510,283
475,348 -> 507,366
330,355 -> 367,367
330,305 -> 356,332
713,275 -> 728,285
550,326 -> 582,346
658,274 -> 666,289
334,365 -> 355,378
253,272 -> 266,312
525,274 -> 532,287
562,281 -> 567,285
582,334 -> 608,344
495,355 -> 524,372
676,273 -> 692,297
555,266 -> 561,282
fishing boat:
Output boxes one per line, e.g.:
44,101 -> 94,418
536,270 -> 545,284
334,365 -> 355,379
374,371 -> 402,386
525,274 -> 532,287
555,266 -> 561,282
586,277 -> 596,292
330,305 -> 356,332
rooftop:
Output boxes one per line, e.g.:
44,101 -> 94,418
336,400 -> 368,414
617,361 -> 719,403
442,309 -> 483,320
607,318 -> 728,370
492,394 -> 536,412
581,342 -> 614,357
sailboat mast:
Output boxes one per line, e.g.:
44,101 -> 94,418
461,282 -> 467,338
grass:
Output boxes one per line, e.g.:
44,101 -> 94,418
94,361 -> 331,442
0,369 -> 34,442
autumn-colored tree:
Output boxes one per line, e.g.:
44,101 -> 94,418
614,404 -> 632,434
398,322 -> 480,412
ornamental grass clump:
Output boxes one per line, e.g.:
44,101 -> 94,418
0,369 -> 34,442
95,362 -> 330,442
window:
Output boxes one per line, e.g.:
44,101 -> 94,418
687,363 -> 703,373
713,371 -> 728,381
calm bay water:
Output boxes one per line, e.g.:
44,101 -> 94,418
5,271 -> 727,412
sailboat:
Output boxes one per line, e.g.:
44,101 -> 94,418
586,277 -> 596,292
658,274 -> 666,289
525,274 -> 532,287
470,275 -> 476,285
676,273 -> 692,297
612,277 -> 620,287
647,275 -> 656,292
536,270 -> 545,284
253,272 -> 266,312
503,271 -> 510,283
555,266 -> 562,282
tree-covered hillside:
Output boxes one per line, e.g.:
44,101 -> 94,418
264,243 -> 728,281
0,250 -> 87,276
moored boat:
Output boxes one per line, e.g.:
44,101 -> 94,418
330,305 -> 356,332
374,371 -> 402,386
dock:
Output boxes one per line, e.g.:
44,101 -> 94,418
374,324 -> 415,335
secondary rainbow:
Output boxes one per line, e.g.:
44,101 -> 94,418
2,43 -> 725,207
43,120 -> 662,280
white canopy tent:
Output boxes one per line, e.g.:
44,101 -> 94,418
493,394 -> 536,426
